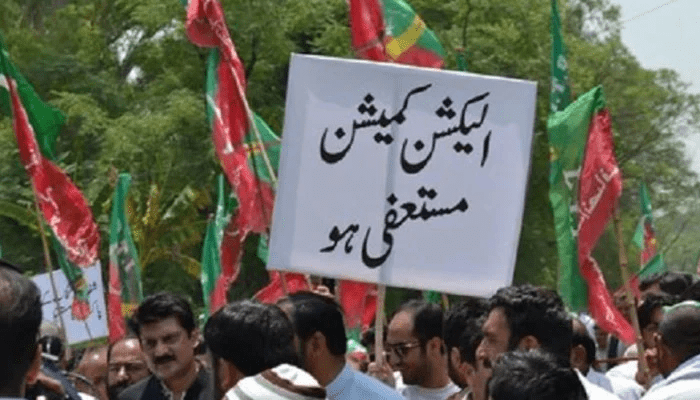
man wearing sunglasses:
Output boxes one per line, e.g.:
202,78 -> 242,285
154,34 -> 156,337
386,300 -> 459,400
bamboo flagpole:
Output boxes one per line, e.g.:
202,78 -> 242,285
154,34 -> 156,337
613,206 -> 648,376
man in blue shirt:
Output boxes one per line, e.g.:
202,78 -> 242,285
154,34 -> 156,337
282,292 -> 404,400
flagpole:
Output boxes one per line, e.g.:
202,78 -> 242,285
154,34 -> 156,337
374,284 -> 386,367
613,206 -> 649,377
33,197 -> 67,336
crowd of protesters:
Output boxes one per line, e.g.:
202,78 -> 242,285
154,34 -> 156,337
3,256 -> 700,400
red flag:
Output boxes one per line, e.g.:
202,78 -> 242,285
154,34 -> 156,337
186,0 -> 276,309
577,107 -> 634,344
338,280 -> 377,331
349,0 -> 386,61
4,66 -> 99,268
349,0 -> 445,68
254,272 -> 311,304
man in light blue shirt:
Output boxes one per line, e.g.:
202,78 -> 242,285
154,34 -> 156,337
283,292 -> 404,400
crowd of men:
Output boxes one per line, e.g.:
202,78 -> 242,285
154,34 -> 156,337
2,257 -> 700,400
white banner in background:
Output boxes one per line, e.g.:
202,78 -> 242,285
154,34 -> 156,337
33,264 -> 108,344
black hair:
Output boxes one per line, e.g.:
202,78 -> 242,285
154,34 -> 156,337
638,293 -> 676,330
488,350 -> 587,400
444,298 -> 487,350
489,285 -> 572,366
287,292 -> 347,356
0,261 -> 42,395
680,281 -> 700,302
659,304 -> 700,364
639,272 -> 664,292
571,329 -> 596,366
395,299 -> 444,349
659,272 -> 693,296
457,319 -> 483,365
205,300 -> 299,376
131,292 -> 196,336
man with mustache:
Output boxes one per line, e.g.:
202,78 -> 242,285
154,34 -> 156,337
107,337 -> 150,400
118,292 -> 214,400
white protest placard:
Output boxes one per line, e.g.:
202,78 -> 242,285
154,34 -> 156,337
32,264 -> 108,344
269,54 -> 537,297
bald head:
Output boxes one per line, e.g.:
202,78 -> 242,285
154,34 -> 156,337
76,346 -> 109,400
659,303 -> 700,363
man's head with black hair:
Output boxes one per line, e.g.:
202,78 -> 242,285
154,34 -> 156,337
680,280 -> 700,302
639,272 -> 664,293
386,299 -> 451,387
205,300 -> 299,395
443,298 -> 487,388
131,292 -> 196,336
655,302 -> 700,377
131,292 -> 200,389
283,291 -> 348,386
638,293 -> 676,349
476,285 -> 572,367
0,259 -> 43,397
488,350 -> 587,400
570,318 -> 596,374
659,272 -> 693,296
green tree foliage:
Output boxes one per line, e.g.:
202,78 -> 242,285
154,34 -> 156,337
1,0 -> 699,311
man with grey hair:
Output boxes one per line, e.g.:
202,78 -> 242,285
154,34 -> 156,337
642,301 -> 700,400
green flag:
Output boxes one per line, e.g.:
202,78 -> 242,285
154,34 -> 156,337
638,253 -> 665,279
0,34 -> 64,160
548,0 -> 585,311
550,0 -> 571,113
108,173 -> 143,341
632,182 -> 658,265
201,174 -> 235,318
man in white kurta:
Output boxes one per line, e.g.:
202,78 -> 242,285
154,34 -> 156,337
641,302 -> 700,400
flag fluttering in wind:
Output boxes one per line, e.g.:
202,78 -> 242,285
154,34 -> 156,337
0,36 -> 101,270
632,182 -> 657,266
108,173 -> 143,342
349,0 -> 445,68
186,0 -> 282,309
549,0 -> 571,114
338,280 -> 377,342
549,86 -> 635,344
548,0 -> 587,312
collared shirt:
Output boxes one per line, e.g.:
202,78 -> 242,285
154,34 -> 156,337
326,363 -> 405,400
118,367 -> 214,400
397,381 -> 460,400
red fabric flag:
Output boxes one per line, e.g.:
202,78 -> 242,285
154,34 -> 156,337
254,272 -> 311,304
4,66 -> 99,268
577,108 -> 635,344
349,0 -> 445,68
349,0 -> 386,61
339,280 -> 377,331
186,0 -> 276,310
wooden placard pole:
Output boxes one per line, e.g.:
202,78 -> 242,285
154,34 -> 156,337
613,206 -> 648,376
33,198 -> 68,337
374,284 -> 386,366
